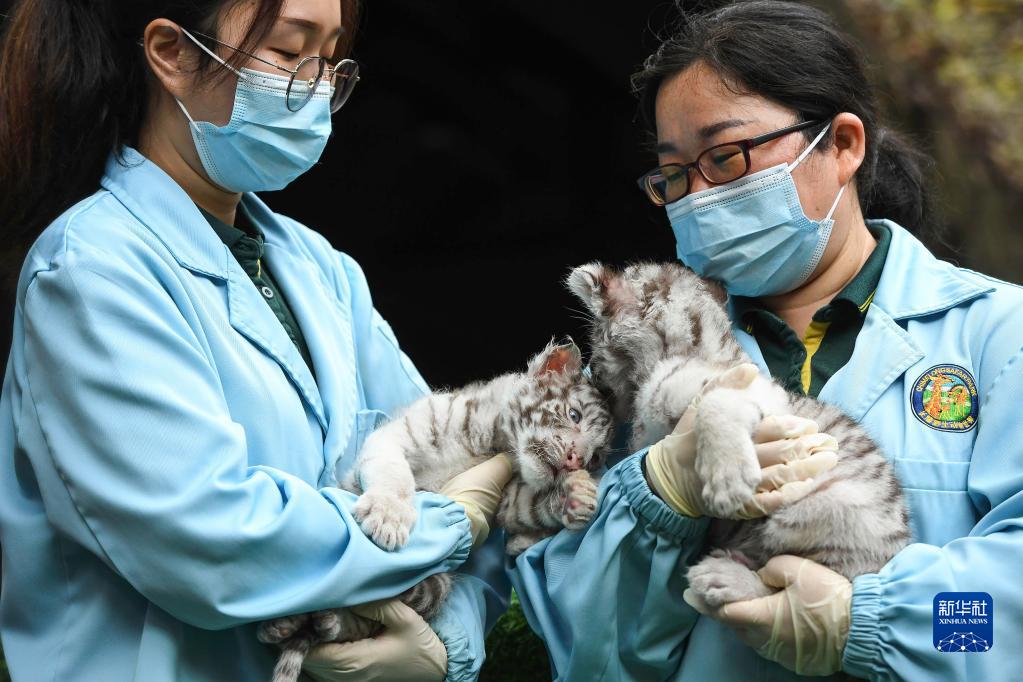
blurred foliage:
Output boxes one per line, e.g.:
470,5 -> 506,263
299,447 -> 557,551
1,643 -> 8,682
481,592 -> 551,682
828,0 -> 1023,281
848,0 -> 1023,186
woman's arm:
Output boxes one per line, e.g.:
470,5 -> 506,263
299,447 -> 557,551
329,246 -> 512,681
506,368 -> 836,680
842,346 -> 1023,681
510,450 -> 711,680
19,246 -> 472,631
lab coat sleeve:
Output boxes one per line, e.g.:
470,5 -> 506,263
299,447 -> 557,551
19,247 -> 473,631
331,249 -> 431,411
842,345 -> 1023,680
332,249 -> 512,681
509,451 -> 712,680
429,530 -> 512,682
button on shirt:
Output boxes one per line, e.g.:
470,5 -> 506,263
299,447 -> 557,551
731,223 -> 892,397
199,205 -> 315,374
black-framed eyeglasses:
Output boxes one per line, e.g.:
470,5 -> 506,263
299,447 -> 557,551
637,119 -> 825,206
183,28 -> 360,113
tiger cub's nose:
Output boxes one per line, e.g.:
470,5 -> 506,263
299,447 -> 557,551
563,449 -> 584,471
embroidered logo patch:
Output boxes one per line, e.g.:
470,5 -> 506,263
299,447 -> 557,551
911,364 -> 979,432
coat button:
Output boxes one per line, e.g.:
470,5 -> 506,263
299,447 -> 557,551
261,286 -> 274,298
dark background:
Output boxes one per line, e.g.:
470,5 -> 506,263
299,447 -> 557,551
273,0 -> 678,386
3,0 -> 1020,385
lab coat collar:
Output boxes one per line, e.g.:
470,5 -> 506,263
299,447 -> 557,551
725,219 -> 992,328
101,148 -> 330,433
730,219 -> 993,421
869,219 -> 993,320
731,284 -> 925,423
819,220 -> 992,420
223,257 -> 329,433
816,303 -> 923,421
101,148 -> 231,280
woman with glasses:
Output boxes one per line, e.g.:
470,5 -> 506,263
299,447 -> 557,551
509,2 -> 1023,680
0,1 -> 510,681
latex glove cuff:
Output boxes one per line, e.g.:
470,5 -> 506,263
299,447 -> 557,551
439,453 -> 513,549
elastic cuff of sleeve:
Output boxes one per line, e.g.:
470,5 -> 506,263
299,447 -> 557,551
619,453 -> 709,541
841,572 -> 883,678
440,501 -> 474,568
430,603 -> 475,682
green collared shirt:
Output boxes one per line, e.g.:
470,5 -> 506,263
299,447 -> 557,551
732,223 -> 892,398
198,205 -> 315,374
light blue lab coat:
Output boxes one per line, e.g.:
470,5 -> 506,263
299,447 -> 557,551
0,147 -> 509,681
511,219 -> 1023,681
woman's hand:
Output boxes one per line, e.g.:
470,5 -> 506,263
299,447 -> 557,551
684,555 -> 852,676
302,454 -> 515,681
302,599 -> 447,682
645,364 -> 839,518
439,453 -> 514,549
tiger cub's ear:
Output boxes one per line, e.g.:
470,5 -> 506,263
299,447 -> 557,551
566,262 -> 638,319
528,338 -> 583,378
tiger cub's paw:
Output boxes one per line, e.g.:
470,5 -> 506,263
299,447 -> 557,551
354,489 -> 417,551
560,470 -> 598,530
257,613 -> 310,644
310,609 -> 341,641
696,431 -> 761,518
686,550 -> 773,610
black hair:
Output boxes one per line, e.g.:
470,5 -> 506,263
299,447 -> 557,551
0,0 -> 358,271
632,1 -> 933,235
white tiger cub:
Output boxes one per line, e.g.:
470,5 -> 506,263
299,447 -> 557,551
568,262 -> 910,615
259,340 -> 613,682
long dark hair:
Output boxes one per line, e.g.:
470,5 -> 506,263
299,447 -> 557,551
0,0 -> 359,268
632,1 -> 932,235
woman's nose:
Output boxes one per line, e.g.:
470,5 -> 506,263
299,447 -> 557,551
688,171 -> 714,195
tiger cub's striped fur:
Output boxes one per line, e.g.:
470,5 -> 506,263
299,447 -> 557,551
568,261 -> 910,611
259,340 -> 613,682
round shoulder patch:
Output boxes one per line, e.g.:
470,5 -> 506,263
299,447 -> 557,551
911,364 -> 979,432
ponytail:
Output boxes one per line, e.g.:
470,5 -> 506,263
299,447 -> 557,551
0,0 -> 143,268
861,126 -> 933,235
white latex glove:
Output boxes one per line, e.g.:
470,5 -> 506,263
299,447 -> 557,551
645,364 -> 839,519
303,599 -> 447,682
685,555 -> 853,676
439,453 -> 513,549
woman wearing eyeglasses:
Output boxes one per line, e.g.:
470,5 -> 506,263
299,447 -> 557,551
0,1 -> 511,681
509,2 -> 1023,680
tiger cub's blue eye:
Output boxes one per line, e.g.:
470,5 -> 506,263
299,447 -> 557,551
569,408 -> 582,424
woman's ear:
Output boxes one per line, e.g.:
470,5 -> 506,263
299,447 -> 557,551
831,112 -> 866,186
142,19 -> 196,100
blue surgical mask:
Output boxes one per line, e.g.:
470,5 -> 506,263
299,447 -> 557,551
175,29 -> 332,193
667,123 -> 846,297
